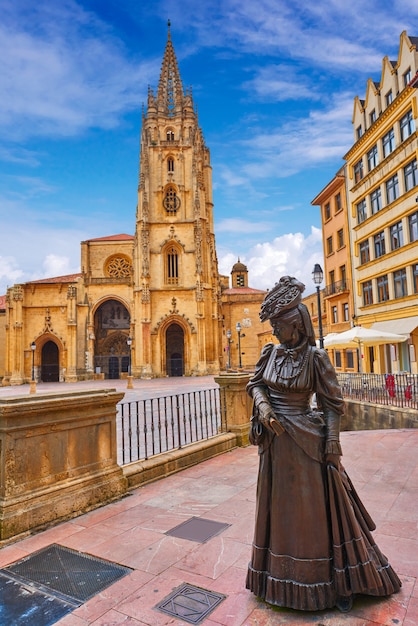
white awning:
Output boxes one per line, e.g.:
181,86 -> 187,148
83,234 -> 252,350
371,317 -> 418,336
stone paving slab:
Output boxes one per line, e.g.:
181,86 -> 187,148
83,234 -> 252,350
0,426 -> 415,625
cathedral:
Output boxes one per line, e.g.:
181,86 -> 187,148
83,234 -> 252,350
0,26 -> 266,385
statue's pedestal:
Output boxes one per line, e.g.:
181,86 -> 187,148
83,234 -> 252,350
215,372 -> 252,446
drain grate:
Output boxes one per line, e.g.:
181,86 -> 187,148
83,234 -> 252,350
165,517 -> 230,543
3,544 -> 132,604
155,583 -> 226,624
0,571 -> 75,626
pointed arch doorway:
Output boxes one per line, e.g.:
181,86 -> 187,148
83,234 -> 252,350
41,341 -> 59,382
166,323 -> 184,376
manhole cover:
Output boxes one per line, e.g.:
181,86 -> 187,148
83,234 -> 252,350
155,583 -> 226,624
165,517 -> 230,543
3,544 -> 132,604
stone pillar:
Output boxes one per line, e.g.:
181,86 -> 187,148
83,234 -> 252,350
0,389 -> 127,543
214,372 -> 252,446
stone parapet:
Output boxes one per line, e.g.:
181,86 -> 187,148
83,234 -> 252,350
343,399 -> 418,431
0,389 -> 127,543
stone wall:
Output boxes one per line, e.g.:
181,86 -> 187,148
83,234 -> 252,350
343,399 -> 418,431
0,389 -> 126,543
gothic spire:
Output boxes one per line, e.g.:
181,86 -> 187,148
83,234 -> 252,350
157,21 -> 184,116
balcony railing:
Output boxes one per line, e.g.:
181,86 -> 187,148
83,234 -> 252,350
323,279 -> 348,297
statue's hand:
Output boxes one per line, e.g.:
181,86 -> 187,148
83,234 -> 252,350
257,401 -> 275,432
325,453 -> 341,470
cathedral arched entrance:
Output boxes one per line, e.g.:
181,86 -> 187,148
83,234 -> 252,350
94,299 -> 130,379
41,341 -> 59,382
166,323 -> 184,376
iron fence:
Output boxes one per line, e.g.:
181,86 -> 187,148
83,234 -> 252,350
337,372 -> 418,409
117,387 -> 226,465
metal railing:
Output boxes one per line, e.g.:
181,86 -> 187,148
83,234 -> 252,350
323,279 -> 348,297
117,387 -> 226,465
337,372 -> 418,409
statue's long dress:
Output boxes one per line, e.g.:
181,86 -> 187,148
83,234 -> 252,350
246,342 -> 401,611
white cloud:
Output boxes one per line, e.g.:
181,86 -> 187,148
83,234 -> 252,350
239,92 -> 353,179
0,257 -> 24,292
41,254 -> 78,279
218,226 -> 324,292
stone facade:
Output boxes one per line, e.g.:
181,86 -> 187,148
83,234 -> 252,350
0,28 -> 267,385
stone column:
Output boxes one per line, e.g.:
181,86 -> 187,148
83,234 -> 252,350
214,372 -> 252,446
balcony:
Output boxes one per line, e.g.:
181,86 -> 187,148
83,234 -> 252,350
323,279 -> 349,297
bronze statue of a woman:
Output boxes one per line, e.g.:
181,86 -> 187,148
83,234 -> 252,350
246,276 -> 401,612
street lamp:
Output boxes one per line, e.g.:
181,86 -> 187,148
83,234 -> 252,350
126,336 -> 133,389
312,263 -> 324,349
30,341 -> 36,394
236,322 -> 242,369
127,336 -> 132,374
226,329 -> 232,370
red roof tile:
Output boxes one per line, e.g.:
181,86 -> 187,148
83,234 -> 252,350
223,287 -> 266,295
0,294 -> 6,309
27,273 -> 82,284
84,234 -> 134,242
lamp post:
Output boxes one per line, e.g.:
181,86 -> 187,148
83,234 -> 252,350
226,329 -> 232,370
236,322 -> 242,369
30,341 -> 36,394
312,263 -> 324,349
126,336 -> 133,389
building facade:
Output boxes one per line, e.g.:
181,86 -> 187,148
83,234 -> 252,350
311,169 -> 357,371
346,31 -> 418,374
1,27 -> 268,385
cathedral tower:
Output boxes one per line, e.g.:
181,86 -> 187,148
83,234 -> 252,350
133,24 -> 222,377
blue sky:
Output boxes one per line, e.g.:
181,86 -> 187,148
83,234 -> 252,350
1,0 -> 417,296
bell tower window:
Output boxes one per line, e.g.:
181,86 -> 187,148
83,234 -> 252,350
166,246 -> 179,285
167,130 -> 175,141
167,157 -> 174,172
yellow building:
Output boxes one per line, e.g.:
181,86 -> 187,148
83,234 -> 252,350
345,31 -> 418,374
1,27 -> 267,385
311,169 -> 357,372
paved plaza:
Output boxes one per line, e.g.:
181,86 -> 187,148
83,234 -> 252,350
0,378 -> 417,624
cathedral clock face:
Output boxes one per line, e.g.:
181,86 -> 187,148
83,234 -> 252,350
163,192 -> 181,211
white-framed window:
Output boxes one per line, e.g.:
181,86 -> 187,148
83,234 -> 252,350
369,109 -> 376,125
374,231 -> 386,258
393,268 -> 407,298
359,240 -> 370,264
404,159 -> 418,191
382,128 -> 395,157
343,303 -> 349,322
370,187 -> 382,214
403,68 -> 412,87
362,280 -> 373,305
400,110 -> 415,141
390,221 -> 403,250
367,145 -> 379,171
354,158 -> 364,183
356,199 -> 367,224
377,274 -> 389,302
385,174 -> 399,204
409,211 -> 418,242
385,90 -> 393,106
